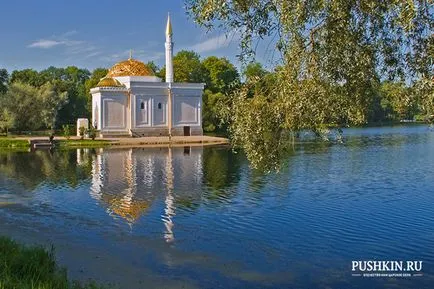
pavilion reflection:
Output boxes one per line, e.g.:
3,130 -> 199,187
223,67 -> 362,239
88,146 -> 203,242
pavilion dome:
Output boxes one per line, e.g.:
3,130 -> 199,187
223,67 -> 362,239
107,58 -> 155,77
96,77 -> 125,88
105,196 -> 150,224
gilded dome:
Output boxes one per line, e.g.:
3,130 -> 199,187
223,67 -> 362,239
96,77 -> 125,88
107,58 -> 155,77
107,197 -> 150,223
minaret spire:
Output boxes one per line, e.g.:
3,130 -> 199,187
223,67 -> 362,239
165,13 -> 174,83
166,12 -> 173,37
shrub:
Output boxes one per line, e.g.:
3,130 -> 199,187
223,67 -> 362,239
62,124 -> 71,140
86,125 -> 99,140
78,126 -> 86,140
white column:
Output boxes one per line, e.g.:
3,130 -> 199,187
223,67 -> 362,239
165,13 -> 174,136
165,14 -> 174,83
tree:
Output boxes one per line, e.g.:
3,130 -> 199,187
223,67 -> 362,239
0,82 -> 67,132
0,69 -> 8,94
10,69 -> 46,87
0,83 -> 43,132
202,90 -> 224,132
414,77 -> 434,122
242,62 -> 267,82
85,68 -> 108,116
38,82 -> 69,130
202,56 -> 239,93
161,50 -> 209,83
379,81 -> 417,121
185,0 -> 433,169
10,67 -> 91,127
146,61 -> 160,75
41,66 -> 90,125
0,109 -> 14,135
202,56 -> 240,132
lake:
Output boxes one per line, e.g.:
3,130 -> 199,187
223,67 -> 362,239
0,125 -> 433,288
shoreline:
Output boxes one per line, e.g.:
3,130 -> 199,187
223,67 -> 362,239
0,135 -> 230,149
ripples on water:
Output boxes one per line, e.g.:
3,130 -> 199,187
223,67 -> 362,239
0,125 -> 433,288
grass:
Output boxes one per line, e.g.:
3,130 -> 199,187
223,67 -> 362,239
0,137 -> 112,149
0,138 -> 29,148
0,236 -> 106,289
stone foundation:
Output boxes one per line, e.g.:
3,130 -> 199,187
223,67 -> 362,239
171,126 -> 203,136
100,130 -> 130,138
130,126 -> 203,137
131,128 -> 169,137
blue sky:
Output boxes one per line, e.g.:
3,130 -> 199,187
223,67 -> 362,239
0,0 -> 277,73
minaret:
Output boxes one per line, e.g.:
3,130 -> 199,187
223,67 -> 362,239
165,13 -> 174,83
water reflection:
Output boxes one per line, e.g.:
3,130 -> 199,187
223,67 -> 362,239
0,149 -> 93,190
88,147 -> 205,242
1,126 -> 433,288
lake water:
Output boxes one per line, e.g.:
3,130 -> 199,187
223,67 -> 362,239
0,125 -> 433,288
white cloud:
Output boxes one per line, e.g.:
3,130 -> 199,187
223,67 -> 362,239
28,40 -> 63,49
27,31 -> 102,62
28,39 -> 84,49
189,31 -> 238,53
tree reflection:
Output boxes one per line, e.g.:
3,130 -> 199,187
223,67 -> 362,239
0,149 -> 94,190
202,146 -> 242,190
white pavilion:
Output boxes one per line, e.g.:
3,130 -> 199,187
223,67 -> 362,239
90,15 -> 204,137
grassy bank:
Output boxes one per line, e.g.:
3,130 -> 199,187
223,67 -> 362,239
0,138 -> 113,149
0,138 -> 29,148
0,236 -> 106,289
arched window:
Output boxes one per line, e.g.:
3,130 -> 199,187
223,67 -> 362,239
140,102 -> 145,110
158,103 -> 162,109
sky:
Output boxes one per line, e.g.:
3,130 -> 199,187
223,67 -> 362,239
0,0 -> 277,73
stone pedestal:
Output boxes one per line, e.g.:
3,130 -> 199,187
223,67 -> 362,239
77,118 -> 89,137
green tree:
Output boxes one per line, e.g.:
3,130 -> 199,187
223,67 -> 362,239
10,67 -> 91,127
414,77 -> 434,122
38,82 -> 69,130
85,68 -> 108,115
146,61 -> 160,75
10,69 -> 46,87
202,56 -> 240,132
0,109 -> 14,135
242,62 -> 267,82
185,0 -> 433,170
0,83 -> 43,131
0,82 -> 67,132
202,90 -> 225,132
161,50 -> 210,83
0,68 -> 8,94
42,66 -> 90,126
379,81 -> 417,121
202,56 -> 239,93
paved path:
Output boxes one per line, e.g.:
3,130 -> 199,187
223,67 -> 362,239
107,135 -> 229,146
15,135 -> 230,147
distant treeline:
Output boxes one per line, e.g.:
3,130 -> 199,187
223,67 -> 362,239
0,50 -> 431,135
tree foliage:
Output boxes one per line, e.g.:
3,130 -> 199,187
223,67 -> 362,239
185,0 -> 434,169
0,82 -> 67,132
202,56 -> 240,132
379,81 -> 417,121
243,62 -> 268,81
38,82 -> 69,130
0,68 -> 8,95
161,50 -> 210,83
203,56 -> 239,93
415,76 -> 434,121
9,66 -> 91,127
85,68 -> 108,115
